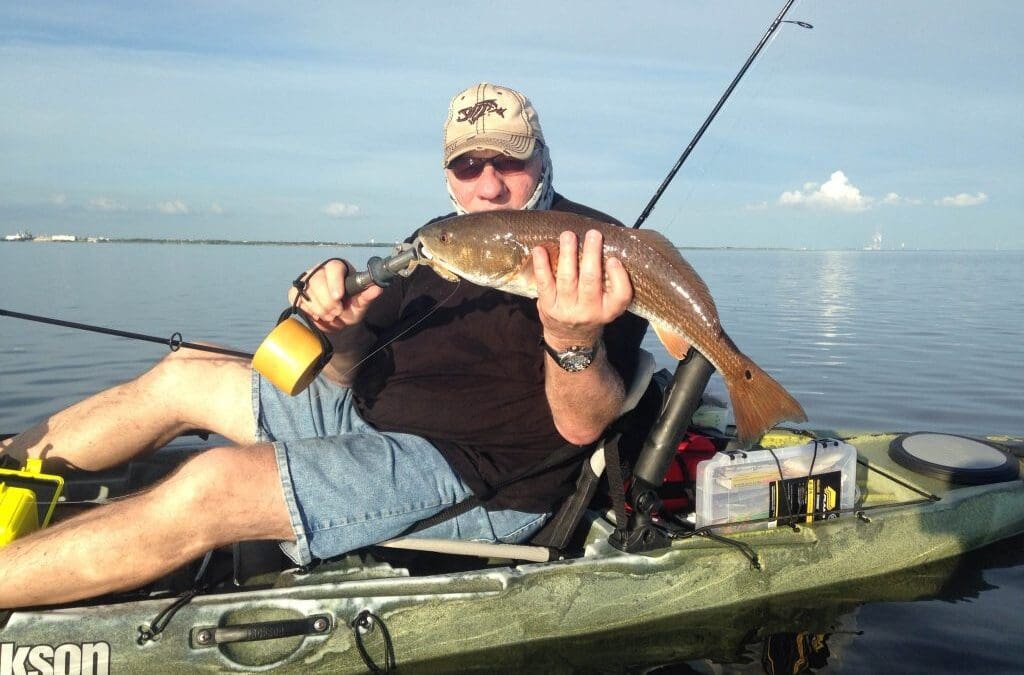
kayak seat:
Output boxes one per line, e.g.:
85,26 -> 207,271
376,348 -> 658,562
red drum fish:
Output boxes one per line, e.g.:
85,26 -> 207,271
416,210 -> 807,445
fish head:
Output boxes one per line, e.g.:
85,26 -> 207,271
417,212 -> 532,289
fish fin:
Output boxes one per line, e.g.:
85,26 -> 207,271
507,252 -> 539,297
512,240 -> 560,294
724,350 -> 808,447
652,324 -> 691,360
538,240 -> 560,272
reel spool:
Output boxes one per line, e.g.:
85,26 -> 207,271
252,308 -> 333,396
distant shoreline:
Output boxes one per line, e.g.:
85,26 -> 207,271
2,237 -> 396,247
2,237 -> 1019,252
0,238 -> 811,251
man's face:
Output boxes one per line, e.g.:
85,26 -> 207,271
445,149 -> 543,213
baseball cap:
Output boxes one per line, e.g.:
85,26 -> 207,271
443,82 -> 544,167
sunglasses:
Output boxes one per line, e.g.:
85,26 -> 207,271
446,154 -> 532,181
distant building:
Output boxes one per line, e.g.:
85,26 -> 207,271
864,232 -> 882,251
3,230 -> 33,241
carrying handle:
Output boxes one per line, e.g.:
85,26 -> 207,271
190,614 -> 333,648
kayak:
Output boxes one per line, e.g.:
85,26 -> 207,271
2,425 -> 1022,674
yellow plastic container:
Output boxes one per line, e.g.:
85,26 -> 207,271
0,458 -> 64,547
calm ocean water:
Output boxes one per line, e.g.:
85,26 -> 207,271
1,242 -> 1022,672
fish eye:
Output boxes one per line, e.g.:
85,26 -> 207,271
439,231 -> 450,243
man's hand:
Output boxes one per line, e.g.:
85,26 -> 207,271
531,229 -> 634,445
532,229 -> 633,348
288,259 -> 384,333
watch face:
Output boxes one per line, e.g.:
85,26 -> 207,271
543,340 -> 598,372
559,349 -> 594,373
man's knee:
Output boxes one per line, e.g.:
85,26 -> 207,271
145,348 -> 248,392
139,349 -> 254,439
156,445 -> 292,546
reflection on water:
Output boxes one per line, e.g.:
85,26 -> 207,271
1,244 -> 1023,673
676,250 -> 1024,437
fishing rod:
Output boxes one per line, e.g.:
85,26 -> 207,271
0,308 -> 253,359
613,0 -> 813,553
632,0 -> 812,229
0,246 -> 421,393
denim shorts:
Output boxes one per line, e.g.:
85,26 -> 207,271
252,370 -> 548,565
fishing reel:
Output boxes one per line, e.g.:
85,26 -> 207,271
252,245 -> 421,395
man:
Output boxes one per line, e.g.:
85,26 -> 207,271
0,83 -> 646,608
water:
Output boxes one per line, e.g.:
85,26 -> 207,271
1,243 -> 1022,672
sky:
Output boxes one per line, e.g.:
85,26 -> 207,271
1,1 -> 1022,249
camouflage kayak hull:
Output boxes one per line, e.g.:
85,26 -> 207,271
2,431 -> 1023,674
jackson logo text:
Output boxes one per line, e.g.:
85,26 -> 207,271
1,641 -> 110,675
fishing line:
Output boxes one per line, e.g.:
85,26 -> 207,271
632,0 -> 812,230
662,5 -> 806,237
336,278 -> 463,382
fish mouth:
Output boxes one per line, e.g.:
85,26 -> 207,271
416,237 -> 434,261
414,236 -> 460,282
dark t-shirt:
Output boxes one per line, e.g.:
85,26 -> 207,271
352,195 -> 649,513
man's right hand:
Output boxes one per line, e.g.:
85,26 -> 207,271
288,259 -> 384,333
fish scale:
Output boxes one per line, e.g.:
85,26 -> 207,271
418,210 -> 807,444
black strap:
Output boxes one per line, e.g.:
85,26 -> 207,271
603,432 -> 632,532
400,441 -> 591,537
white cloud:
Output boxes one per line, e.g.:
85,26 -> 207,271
50,193 -> 68,206
880,192 -> 923,206
778,171 -> 871,212
210,202 -> 225,215
323,202 -> 360,218
88,197 -> 127,212
936,192 -> 988,207
156,199 -> 190,215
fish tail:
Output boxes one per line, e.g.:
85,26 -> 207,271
724,355 -> 808,446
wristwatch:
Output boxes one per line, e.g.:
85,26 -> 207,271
541,339 -> 599,373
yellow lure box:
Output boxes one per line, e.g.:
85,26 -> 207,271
0,458 -> 64,547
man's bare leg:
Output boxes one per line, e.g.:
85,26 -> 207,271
0,443 -> 293,608
0,349 -> 256,471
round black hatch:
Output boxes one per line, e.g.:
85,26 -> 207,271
889,432 -> 1020,485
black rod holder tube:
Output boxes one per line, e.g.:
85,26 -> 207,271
628,348 -> 715,510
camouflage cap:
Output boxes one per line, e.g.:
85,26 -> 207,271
443,82 -> 544,167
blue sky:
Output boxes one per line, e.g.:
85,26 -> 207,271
2,1 -> 1021,249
